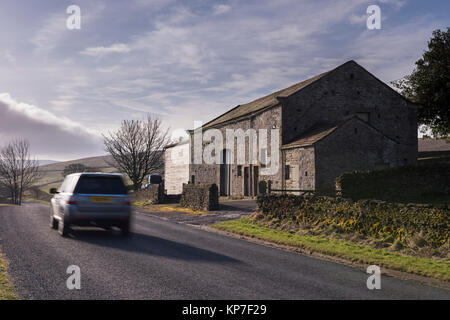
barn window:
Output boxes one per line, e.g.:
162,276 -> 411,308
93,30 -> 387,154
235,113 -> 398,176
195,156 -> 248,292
260,148 -> 267,168
285,165 -> 291,180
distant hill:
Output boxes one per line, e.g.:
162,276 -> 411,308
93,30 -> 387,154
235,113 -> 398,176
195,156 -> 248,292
39,155 -> 115,172
37,155 -> 118,188
37,160 -> 60,166
37,154 -> 164,191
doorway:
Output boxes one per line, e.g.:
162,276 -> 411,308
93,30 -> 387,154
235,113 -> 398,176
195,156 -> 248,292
220,149 -> 232,196
244,167 -> 249,197
253,166 -> 259,196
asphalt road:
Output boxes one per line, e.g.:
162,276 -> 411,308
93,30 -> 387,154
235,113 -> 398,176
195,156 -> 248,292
0,203 -> 448,300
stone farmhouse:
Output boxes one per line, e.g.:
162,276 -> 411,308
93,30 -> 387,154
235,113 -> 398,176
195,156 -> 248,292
164,60 -> 418,196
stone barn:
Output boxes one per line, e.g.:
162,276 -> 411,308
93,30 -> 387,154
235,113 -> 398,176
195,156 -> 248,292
167,60 -> 418,197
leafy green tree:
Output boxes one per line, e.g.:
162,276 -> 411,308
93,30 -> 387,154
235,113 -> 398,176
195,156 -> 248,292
393,28 -> 450,137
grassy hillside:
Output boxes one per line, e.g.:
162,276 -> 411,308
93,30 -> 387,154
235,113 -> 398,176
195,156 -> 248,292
37,155 -> 118,189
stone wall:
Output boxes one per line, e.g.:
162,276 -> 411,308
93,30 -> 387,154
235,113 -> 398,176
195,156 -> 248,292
190,106 -> 283,197
315,117 -> 398,192
29,187 -> 53,202
282,146 -> 315,190
336,164 -> 450,202
133,183 -> 165,204
180,183 -> 219,211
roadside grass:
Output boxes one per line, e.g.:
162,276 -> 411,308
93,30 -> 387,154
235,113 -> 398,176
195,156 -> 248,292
26,199 -> 50,205
0,249 -> 18,300
135,202 -> 207,215
213,217 -> 450,281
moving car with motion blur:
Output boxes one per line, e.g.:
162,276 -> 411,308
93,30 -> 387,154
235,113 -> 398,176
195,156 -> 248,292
49,173 -> 132,237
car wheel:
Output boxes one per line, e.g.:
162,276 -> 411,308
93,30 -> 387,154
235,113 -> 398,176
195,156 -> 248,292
49,208 -> 58,229
58,219 -> 69,237
50,216 -> 58,229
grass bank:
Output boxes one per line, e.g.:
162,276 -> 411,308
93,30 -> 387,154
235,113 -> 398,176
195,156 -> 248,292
0,249 -> 18,300
134,202 -> 207,214
213,217 -> 450,281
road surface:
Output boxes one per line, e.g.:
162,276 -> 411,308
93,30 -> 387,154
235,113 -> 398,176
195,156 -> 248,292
0,203 -> 448,299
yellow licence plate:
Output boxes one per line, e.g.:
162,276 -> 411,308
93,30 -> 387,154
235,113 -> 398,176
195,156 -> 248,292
90,196 -> 113,203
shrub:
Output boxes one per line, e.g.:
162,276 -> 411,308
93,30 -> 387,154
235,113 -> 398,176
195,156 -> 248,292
336,164 -> 450,202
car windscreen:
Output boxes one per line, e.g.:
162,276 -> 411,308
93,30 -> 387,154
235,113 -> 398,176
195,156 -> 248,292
74,176 -> 128,195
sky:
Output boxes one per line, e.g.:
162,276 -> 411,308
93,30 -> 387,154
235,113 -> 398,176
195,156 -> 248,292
0,0 -> 448,160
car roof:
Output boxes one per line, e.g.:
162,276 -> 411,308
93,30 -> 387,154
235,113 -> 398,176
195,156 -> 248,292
66,172 -> 123,178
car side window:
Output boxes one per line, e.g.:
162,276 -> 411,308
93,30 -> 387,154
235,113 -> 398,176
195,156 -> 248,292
58,178 -> 68,193
67,176 -> 78,193
59,176 -> 74,193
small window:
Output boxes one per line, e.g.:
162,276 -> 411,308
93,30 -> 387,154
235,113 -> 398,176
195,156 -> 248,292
260,148 -> 267,168
237,166 -> 242,177
285,165 -> 290,180
305,171 -> 308,177
191,175 -> 195,184
354,128 -> 358,134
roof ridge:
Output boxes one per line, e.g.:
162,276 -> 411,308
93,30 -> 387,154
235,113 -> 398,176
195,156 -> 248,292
200,62 -> 348,129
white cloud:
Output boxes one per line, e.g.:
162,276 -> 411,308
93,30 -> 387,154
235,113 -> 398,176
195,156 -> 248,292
2,51 -> 16,63
30,14 -> 67,52
0,93 -> 103,160
349,14 -> 367,25
213,4 -> 231,16
81,43 -> 131,57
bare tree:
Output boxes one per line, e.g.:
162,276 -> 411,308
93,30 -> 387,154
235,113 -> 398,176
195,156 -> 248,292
62,163 -> 96,177
0,139 -> 41,205
103,116 -> 170,191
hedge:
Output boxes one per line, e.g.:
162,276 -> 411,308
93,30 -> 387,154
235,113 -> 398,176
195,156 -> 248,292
335,164 -> 450,202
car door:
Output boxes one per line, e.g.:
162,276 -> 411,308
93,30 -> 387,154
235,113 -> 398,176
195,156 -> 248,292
54,176 -> 74,215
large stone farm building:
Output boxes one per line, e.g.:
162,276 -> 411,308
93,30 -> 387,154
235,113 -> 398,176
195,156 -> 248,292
164,60 -> 418,196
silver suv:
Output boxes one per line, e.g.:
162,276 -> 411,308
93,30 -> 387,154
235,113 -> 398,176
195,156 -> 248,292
49,173 -> 132,237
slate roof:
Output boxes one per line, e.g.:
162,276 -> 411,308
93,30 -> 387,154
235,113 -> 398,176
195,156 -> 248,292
197,60 -> 417,132
281,123 -> 339,149
202,70 -> 331,129
281,116 -> 397,149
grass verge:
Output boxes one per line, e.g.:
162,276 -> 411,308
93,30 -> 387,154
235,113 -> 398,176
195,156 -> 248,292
213,218 -> 450,281
134,202 -> 207,215
0,249 -> 18,300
